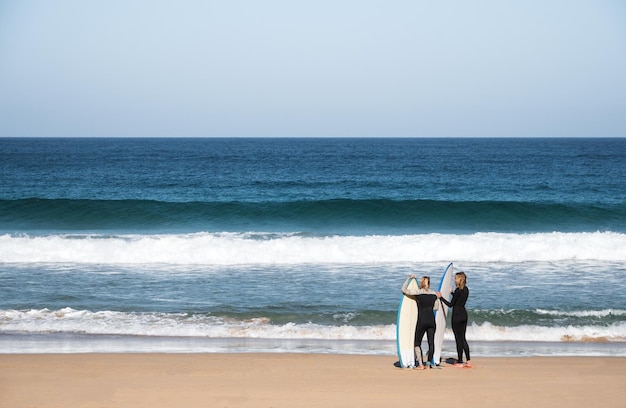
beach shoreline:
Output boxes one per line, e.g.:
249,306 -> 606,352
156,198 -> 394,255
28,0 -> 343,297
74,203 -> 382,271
3,333 -> 625,357
2,353 -> 625,408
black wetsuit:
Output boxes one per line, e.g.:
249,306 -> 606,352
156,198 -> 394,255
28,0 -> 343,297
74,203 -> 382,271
414,292 -> 438,365
440,286 -> 470,363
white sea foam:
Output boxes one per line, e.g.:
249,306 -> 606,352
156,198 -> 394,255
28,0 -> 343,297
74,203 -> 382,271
466,322 -> 626,342
535,309 -> 626,318
2,308 -> 624,343
0,231 -> 625,265
0,308 -> 392,340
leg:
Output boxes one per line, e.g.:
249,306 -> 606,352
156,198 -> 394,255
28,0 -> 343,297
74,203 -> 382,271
458,320 -> 470,362
451,320 -> 464,362
414,325 -> 426,366
425,326 -> 435,365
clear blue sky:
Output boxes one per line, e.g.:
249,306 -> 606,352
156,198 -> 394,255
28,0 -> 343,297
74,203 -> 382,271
1,0 -> 625,137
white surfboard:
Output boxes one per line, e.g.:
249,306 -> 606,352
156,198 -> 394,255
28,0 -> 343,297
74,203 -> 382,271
396,277 -> 418,368
433,262 -> 454,365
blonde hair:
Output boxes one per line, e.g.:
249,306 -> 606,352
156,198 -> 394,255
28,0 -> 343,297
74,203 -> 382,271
455,272 -> 466,290
419,276 -> 430,289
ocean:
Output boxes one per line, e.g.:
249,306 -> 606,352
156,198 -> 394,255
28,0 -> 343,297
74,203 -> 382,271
1,137 -> 625,357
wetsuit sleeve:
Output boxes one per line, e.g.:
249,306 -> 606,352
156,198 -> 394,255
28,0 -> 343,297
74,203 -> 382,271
440,289 -> 459,308
401,277 -> 419,296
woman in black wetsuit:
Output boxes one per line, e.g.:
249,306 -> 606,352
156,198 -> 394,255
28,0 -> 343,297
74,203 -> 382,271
438,271 -> 471,368
402,275 -> 439,369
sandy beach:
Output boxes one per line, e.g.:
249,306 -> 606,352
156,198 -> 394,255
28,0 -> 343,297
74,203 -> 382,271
1,354 -> 625,408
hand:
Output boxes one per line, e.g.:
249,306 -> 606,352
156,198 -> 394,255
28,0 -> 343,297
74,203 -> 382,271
436,292 -> 441,298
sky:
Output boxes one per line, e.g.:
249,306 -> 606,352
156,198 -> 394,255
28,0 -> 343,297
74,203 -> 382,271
0,0 -> 625,138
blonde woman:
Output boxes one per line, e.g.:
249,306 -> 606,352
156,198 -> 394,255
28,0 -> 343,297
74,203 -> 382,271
438,271 -> 471,368
402,274 -> 439,369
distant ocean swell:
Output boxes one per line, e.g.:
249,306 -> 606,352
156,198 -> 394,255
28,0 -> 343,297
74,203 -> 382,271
1,198 -> 625,233
1,231 -> 624,264
2,308 -> 624,343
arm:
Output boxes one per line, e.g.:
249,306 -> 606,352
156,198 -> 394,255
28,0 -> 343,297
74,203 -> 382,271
439,288 -> 459,308
401,275 -> 419,296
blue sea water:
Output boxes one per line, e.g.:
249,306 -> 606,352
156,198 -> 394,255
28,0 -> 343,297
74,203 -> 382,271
1,137 -> 625,357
